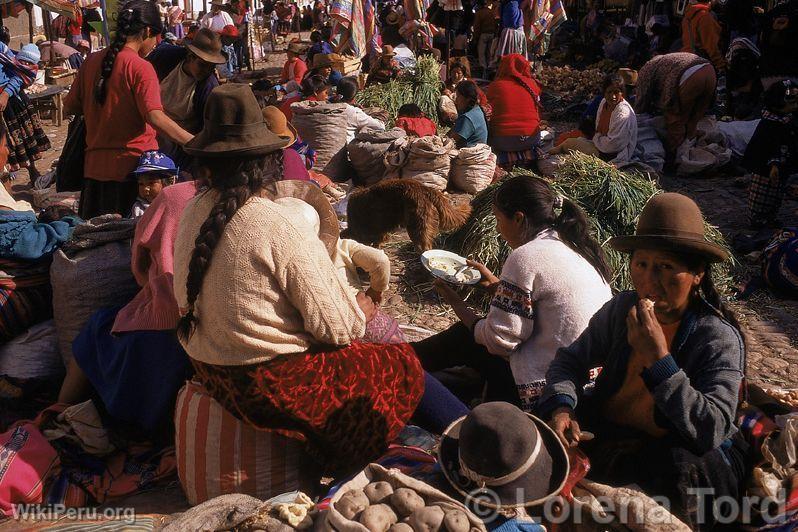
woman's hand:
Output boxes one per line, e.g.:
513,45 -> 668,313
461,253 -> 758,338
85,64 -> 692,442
365,287 -> 383,305
549,407 -> 581,448
467,259 -> 500,294
356,291 -> 377,322
433,278 -> 462,306
0,91 -> 9,112
626,300 -> 669,363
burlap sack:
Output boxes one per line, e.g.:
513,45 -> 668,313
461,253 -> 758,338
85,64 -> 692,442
348,127 -> 407,186
450,143 -> 496,194
324,463 -> 487,532
384,136 -> 454,191
50,216 -> 139,363
292,101 -> 351,181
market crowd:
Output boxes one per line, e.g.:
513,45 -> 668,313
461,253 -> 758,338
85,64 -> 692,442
0,0 -> 797,529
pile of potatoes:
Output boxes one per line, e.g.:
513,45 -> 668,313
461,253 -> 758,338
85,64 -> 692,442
335,482 -> 472,532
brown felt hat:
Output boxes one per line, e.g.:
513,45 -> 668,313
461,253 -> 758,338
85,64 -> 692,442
312,53 -> 341,69
439,402 -> 569,511
287,41 -> 307,55
262,105 -> 297,145
386,11 -> 400,25
381,44 -> 396,57
184,84 -> 292,157
185,27 -> 227,64
609,192 -> 729,262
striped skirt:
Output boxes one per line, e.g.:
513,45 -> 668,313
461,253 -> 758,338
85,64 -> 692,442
4,93 -> 51,172
495,27 -> 528,59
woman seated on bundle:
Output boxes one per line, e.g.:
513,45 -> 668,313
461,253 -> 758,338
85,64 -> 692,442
413,175 -> 612,411
538,193 -> 748,530
173,84 -> 468,476
592,73 -> 638,165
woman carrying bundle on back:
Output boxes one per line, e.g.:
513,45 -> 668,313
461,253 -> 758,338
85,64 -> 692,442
412,175 -> 613,411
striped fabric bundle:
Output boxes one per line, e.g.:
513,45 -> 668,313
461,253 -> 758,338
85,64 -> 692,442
0,284 -> 52,344
174,381 -> 321,506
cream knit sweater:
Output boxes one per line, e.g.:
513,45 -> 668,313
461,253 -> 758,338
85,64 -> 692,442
173,191 -> 366,366
473,229 -> 612,411
334,239 -> 391,297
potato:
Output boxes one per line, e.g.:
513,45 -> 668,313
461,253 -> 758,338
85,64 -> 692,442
390,488 -> 425,518
364,481 -> 395,504
443,510 -> 469,532
359,504 -> 398,532
337,489 -> 370,520
388,524 -> 413,532
407,506 -> 445,532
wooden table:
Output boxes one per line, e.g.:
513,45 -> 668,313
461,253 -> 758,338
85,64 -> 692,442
27,85 -> 69,127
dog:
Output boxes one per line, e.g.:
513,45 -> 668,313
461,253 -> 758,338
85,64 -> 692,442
343,179 -> 472,252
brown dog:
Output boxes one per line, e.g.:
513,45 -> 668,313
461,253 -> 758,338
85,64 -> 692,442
344,179 -> 472,251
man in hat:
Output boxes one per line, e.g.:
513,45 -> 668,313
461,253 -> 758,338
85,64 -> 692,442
310,53 -> 343,86
366,45 -> 400,86
200,0 -> 235,33
281,41 -> 308,85
148,28 -> 227,165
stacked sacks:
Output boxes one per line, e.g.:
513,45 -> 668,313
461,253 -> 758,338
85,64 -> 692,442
291,100 -> 351,180
384,136 -> 455,191
348,127 -> 407,186
50,215 -> 139,364
449,144 -> 497,194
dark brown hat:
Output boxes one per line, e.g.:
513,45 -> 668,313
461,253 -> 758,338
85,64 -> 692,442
185,27 -> 227,64
439,402 -> 569,510
609,192 -> 729,262
184,84 -> 292,157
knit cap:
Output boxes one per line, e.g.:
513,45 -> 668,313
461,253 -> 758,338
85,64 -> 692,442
16,44 -> 41,65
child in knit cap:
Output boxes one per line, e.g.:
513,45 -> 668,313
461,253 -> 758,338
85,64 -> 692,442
128,151 -> 179,219
276,197 -> 390,304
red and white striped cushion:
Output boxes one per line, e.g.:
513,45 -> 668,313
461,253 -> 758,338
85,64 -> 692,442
174,381 -> 320,505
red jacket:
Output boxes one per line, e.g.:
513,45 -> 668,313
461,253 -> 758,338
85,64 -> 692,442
281,58 -> 308,85
681,3 -> 725,70
396,116 -> 437,137
485,54 -> 541,137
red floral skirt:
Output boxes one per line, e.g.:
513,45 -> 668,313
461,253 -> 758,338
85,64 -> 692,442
191,342 -> 424,474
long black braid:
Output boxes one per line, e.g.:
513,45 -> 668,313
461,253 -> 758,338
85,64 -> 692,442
95,0 -> 162,105
177,151 -> 284,343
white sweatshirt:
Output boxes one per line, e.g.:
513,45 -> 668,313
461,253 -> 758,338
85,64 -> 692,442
592,98 -> 638,165
473,229 -> 612,411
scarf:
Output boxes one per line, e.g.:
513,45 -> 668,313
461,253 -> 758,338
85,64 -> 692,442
0,49 -> 36,89
495,54 -> 541,104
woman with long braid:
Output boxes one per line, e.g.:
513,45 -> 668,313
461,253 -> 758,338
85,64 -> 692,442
173,84 -> 468,477
64,0 -> 193,219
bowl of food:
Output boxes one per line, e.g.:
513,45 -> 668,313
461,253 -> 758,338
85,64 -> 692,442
420,250 -> 481,285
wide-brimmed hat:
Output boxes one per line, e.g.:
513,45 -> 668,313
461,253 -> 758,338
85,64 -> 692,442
265,181 -> 339,255
184,84 -> 292,157
210,0 -> 226,6
618,67 -> 638,86
262,105 -> 297,145
313,53 -> 340,69
381,44 -> 396,57
287,41 -> 307,55
386,11 -> 400,25
439,402 -> 569,510
609,192 -> 729,262
185,27 -> 227,64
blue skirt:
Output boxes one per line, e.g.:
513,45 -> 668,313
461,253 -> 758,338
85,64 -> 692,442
72,306 -> 193,432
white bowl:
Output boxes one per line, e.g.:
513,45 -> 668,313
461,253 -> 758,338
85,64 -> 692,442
420,249 -> 481,285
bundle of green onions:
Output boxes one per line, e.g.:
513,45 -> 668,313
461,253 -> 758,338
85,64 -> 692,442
355,55 -> 444,127
440,152 -> 735,295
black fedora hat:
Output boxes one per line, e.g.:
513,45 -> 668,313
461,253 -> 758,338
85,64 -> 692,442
439,402 -> 569,510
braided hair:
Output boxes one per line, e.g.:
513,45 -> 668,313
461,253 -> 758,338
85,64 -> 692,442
95,0 -> 163,105
177,151 -> 284,342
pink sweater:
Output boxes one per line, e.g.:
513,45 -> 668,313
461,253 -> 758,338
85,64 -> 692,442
112,181 -> 199,333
